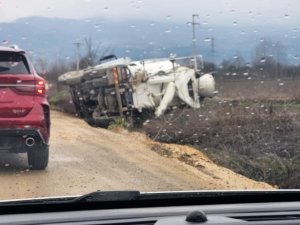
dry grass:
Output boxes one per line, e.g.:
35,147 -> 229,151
141,98 -> 300,188
216,78 -> 300,101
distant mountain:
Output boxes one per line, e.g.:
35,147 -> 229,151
0,16 -> 299,65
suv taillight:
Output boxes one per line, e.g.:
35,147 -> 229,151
36,80 -> 45,95
14,79 -> 46,95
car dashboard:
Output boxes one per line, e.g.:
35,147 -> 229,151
0,191 -> 300,225
1,202 -> 300,224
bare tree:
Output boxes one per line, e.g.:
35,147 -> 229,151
79,36 -> 101,68
252,38 -> 287,77
47,58 -> 72,91
35,56 -> 48,77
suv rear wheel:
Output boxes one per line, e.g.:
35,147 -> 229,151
27,146 -> 49,170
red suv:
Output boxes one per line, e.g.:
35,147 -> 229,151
0,46 -> 50,170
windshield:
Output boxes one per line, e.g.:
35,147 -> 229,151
0,0 -> 299,200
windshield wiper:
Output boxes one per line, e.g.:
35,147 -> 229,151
2,190 -> 300,207
1,190 -> 300,215
71,191 -> 141,203
0,191 -> 141,206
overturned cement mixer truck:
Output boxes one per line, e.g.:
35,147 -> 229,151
58,55 -> 216,127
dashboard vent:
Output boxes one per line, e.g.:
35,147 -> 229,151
232,214 -> 300,222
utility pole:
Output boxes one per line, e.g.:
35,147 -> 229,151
73,42 -> 82,71
210,36 -> 215,66
187,14 -> 200,72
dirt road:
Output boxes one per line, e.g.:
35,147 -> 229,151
0,111 -> 273,200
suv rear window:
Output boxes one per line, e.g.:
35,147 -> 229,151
0,51 -> 30,74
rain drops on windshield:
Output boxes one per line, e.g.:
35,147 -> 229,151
0,0 -> 299,201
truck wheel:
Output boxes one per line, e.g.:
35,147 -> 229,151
85,117 -> 96,126
27,146 -> 49,170
94,119 -> 113,128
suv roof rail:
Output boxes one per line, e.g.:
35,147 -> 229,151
9,44 -> 19,49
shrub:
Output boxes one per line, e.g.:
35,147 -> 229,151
108,118 -> 129,130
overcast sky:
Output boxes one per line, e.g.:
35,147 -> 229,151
0,0 -> 299,26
